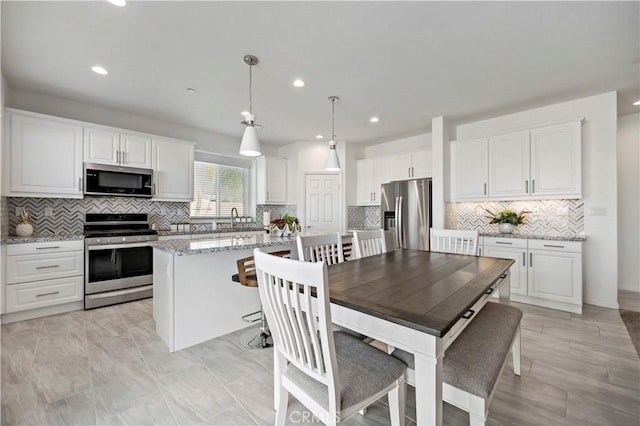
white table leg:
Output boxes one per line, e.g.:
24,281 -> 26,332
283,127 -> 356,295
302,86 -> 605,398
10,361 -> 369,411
414,351 -> 443,426
498,272 -> 511,303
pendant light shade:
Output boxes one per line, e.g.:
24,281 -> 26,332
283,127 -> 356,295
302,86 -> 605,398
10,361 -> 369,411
239,55 -> 261,157
325,96 -> 341,171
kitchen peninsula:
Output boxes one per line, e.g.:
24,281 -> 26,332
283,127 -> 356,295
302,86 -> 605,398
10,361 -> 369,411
152,234 -> 297,351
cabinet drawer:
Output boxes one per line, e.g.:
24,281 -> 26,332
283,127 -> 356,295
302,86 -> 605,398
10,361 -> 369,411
483,237 -> 527,249
6,240 -> 83,256
5,276 -> 83,313
7,251 -> 84,284
528,240 -> 582,253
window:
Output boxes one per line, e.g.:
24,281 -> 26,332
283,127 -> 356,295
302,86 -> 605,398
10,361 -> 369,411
190,161 -> 249,218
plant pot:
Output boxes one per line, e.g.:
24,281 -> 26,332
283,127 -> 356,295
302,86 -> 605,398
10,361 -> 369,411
498,223 -> 514,234
16,223 -> 34,237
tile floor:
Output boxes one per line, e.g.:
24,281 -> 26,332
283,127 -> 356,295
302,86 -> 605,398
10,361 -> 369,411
1,297 -> 639,425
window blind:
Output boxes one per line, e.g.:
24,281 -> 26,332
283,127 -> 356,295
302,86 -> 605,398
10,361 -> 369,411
190,161 -> 249,218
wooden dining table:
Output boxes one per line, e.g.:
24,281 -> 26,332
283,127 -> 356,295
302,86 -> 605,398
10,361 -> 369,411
327,249 -> 514,426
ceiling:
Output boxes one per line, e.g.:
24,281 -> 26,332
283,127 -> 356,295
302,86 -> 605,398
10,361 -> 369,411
2,1 -> 639,146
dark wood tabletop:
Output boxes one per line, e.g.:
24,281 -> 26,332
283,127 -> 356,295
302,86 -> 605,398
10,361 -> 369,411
327,249 -> 515,337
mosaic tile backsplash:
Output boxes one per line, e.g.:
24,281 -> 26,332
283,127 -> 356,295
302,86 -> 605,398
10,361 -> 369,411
348,206 -> 381,230
446,199 -> 584,237
256,204 -> 297,226
7,197 -> 191,235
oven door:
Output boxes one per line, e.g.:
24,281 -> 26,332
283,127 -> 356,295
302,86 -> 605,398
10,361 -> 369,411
85,242 -> 153,294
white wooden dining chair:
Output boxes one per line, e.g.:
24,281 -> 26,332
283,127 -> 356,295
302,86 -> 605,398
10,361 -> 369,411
253,249 -> 407,426
297,233 -> 345,264
430,229 -> 479,255
352,229 -> 388,259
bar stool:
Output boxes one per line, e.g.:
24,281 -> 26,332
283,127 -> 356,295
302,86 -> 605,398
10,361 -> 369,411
231,250 -> 291,348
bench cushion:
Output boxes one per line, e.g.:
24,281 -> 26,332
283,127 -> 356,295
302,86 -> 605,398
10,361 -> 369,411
392,302 -> 522,398
285,331 -> 406,411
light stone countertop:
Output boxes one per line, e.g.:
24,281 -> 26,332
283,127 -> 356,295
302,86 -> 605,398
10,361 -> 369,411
156,226 -> 265,236
2,233 -> 85,244
151,233 -> 297,256
480,232 -> 586,242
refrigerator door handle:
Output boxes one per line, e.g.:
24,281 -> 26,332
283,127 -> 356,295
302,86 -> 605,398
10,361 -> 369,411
394,196 -> 400,249
397,196 -> 404,249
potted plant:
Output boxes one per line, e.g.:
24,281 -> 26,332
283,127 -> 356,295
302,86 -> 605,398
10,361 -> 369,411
486,209 -> 527,234
16,208 -> 34,237
282,214 -> 301,236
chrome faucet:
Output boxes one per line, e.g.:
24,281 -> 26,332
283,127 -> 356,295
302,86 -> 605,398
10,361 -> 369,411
230,207 -> 239,227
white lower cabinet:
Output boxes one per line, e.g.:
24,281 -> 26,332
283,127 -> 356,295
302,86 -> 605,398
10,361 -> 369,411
4,240 -> 84,313
482,237 -> 582,313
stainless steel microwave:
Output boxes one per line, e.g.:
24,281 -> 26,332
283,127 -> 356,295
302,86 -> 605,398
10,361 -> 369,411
84,163 -> 153,198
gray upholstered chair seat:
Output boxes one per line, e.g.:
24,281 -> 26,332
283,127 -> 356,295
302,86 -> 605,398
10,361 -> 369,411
392,302 -> 522,398
285,331 -> 406,410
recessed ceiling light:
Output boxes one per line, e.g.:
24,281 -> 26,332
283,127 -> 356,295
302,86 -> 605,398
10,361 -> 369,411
91,65 -> 110,75
108,0 -> 127,6
315,134 -> 324,139
293,79 -> 305,88
186,88 -> 196,94
634,100 -> 640,106
369,117 -> 379,123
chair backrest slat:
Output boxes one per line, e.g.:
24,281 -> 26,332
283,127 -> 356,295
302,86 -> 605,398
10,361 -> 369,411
297,233 -> 345,265
352,229 -> 388,259
430,229 -> 479,255
254,249 -> 338,393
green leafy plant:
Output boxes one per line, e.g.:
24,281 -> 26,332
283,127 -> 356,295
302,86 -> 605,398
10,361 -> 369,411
486,209 -> 527,226
282,214 -> 301,231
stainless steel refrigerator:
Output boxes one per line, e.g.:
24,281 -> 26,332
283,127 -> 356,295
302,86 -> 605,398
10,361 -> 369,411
381,178 -> 432,250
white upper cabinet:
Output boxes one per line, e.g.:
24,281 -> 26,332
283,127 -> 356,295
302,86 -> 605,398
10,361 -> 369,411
356,157 -> 390,205
530,122 -> 581,198
488,131 -> 530,198
256,156 -> 287,204
84,127 -> 152,169
152,138 -> 195,201
120,133 -> 152,168
451,138 -> 488,200
389,151 -> 432,181
7,112 -> 84,198
450,121 -> 582,201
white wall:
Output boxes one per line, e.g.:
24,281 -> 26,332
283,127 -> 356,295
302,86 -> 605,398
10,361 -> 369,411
6,87 -> 280,158
617,113 -> 640,292
363,133 -> 432,158
456,91 -> 618,309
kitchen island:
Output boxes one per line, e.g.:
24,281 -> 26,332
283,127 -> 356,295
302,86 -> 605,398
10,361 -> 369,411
152,234 -> 297,351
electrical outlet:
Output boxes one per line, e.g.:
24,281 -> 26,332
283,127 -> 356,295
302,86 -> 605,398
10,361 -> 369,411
160,206 -> 167,215
556,207 -> 569,216
532,207 -> 540,216
475,207 -> 484,216
588,207 -> 607,216
44,207 -> 54,217
15,207 -> 22,216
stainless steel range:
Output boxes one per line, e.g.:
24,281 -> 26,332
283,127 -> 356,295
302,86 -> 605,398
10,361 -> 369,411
84,213 -> 158,309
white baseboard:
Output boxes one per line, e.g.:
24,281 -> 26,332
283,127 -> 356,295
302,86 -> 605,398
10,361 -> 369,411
1,301 -> 83,324
583,298 -> 619,310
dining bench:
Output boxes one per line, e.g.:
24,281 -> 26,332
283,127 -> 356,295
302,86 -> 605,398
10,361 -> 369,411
392,301 -> 522,426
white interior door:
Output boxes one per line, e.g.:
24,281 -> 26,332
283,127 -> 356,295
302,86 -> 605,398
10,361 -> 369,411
305,174 -> 341,233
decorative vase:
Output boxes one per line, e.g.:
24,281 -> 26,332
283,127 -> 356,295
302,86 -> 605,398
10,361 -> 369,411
272,227 -> 284,237
498,223 -> 514,234
16,223 -> 34,237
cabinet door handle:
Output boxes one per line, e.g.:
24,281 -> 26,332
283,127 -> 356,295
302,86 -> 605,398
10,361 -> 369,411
485,287 -> 494,295
117,150 -> 120,164
153,183 -> 156,196
496,241 -> 513,245
411,166 -> 414,177
122,151 -> 126,164
36,246 -> 60,250
543,244 -> 565,248
530,252 -> 533,266
532,179 -> 535,193
525,180 -> 529,193
36,265 -> 60,270
462,310 -> 475,319
36,291 -> 60,298
373,192 -> 376,201
78,178 -> 83,192
408,167 -> 411,177
484,183 -> 487,195
523,252 -> 526,266
478,247 -> 482,256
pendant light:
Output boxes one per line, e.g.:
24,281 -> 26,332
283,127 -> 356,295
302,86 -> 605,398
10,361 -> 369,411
239,55 -> 261,156
325,96 -> 341,171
